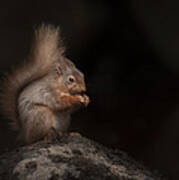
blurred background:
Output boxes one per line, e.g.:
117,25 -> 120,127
0,0 -> 179,179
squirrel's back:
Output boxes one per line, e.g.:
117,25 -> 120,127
0,24 -> 65,130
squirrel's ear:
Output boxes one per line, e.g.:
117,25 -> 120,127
55,62 -> 63,76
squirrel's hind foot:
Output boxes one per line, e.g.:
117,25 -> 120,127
44,128 -> 64,143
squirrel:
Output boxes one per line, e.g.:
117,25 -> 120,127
0,24 -> 89,145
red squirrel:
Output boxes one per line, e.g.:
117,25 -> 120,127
0,24 -> 89,144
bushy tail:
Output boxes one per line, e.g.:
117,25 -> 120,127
0,24 -> 65,130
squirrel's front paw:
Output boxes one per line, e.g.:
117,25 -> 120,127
60,92 -> 89,105
58,92 -> 89,111
78,94 -> 90,106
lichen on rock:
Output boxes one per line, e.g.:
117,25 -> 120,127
0,134 -> 165,180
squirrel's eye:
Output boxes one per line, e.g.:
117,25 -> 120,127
68,76 -> 75,83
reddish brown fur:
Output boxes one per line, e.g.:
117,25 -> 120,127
0,24 -> 89,144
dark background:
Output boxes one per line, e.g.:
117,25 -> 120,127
0,0 -> 179,179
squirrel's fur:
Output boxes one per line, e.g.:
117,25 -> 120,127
0,24 -> 89,144
0,25 -> 64,130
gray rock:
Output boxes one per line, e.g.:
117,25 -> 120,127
0,134 -> 165,180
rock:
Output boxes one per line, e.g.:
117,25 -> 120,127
0,133 -> 165,180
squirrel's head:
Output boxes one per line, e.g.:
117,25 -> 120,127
54,57 -> 87,96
